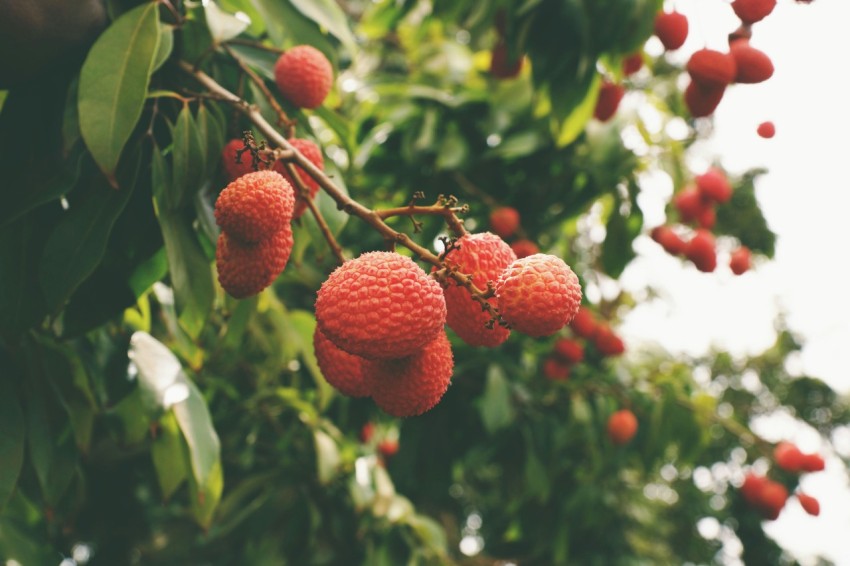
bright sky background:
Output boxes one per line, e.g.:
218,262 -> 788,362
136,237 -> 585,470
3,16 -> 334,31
613,0 -> 850,563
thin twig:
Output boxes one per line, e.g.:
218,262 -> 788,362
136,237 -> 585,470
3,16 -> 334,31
223,44 -> 295,133
377,198 -> 468,237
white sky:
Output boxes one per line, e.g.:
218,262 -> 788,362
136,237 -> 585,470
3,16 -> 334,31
615,0 -> 850,563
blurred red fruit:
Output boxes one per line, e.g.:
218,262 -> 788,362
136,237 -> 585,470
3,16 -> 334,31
801,453 -> 825,472
674,185 -> 709,223
651,225 -> 687,256
696,168 -> 733,204
360,422 -> 375,443
607,409 -> 638,445
686,229 -> 717,273
757,480 -> 788,520
797,493 -> 820,516
741,472 -> 767,504
757,121 -> 775,138
732,0 -> 777,24
730,40 -> 774,84
569,307 -> 598,339
510,239 -> 539,259
654,11 -> 689,51
622,53 -> 643,76
543,357 -> 571,381
774,441 -> 805,472
730,246 -> 752,275
490,40 -> 523,79
378,439 -> 399,458
684,81 -> 725,118
594,81 -> 625,122
490,206 -> 521,238
594,325 -> 625,357
687,49 -> 737,88
554,338 -> 584,364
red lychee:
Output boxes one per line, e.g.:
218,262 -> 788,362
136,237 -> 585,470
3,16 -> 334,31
686,229 -> 717,273
360,422 -> 375,443
801,453 -> 825,472
651,225 -> 687,256
730,40 -> 774,84
313,326 -> 373,397
315,252 -> 447,360
439,232 -> 516,347
797,493 -> 820,516
543,356 -> 571,380
687,49 -> 737,88
684,81 -> 726,118
758,480 -> 788,520
489,207 -> 521,239
696,206 -> 716,230
696,168 -> 733,204
495,254 -> 582,337
215,170 -> 295,243
553,338 -> 584,364
730,246 -> 752,275
221,138 -> 268,181
510,239 -> 540,259
594,81 -> 625,122
273,138 -> 324,219
368,331 -> 454,418
674,185 -> 709,224
622,53 -> 643,76
741,473 -> 767,505
377,438 -> 399,458
216,224 -> 293,299
654,10 -> 689,51
607,409 -> 638,445
594,325 -> 625,357
490,40 -> 523,79
732,0 -> 777,24
569,306 -> 598,339
757,121 -> 776,138
274,45 -> 334,109
774,441 -> 805,472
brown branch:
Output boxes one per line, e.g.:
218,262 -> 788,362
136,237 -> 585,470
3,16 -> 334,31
377,196 -> 468,237
223,44 -> 295,134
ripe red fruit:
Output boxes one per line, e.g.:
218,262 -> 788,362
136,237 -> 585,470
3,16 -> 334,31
273,138 -> 324,219
543,356 -> 571,380
800,452 -> 825,472
273,45 -> 334,109
757,121 -> 776,138
569,306 -> 598,339
377,439 -> 399,457
654,10 -> 689,51
221,138 -> 267,181
554,338 -> 584,364
510,239 -> 539,259
696,206 -> 716,230
684,81 -> 725,118
696,168 -> 733,204
313,326 -> 372,397
758,480 -> 788,520
594,325 -> 625,357
440,232 -> 516,347
489,207 -> 521,239
495,254 -> 583,337
594,81 -> 626,122
622,53 -> 643,76
730,40 -> 774,84
774,441 -> 805,472
368,331 -> 454,417
651,225 -> 687,256
490,40 -> 524,79
215,170 -> 295,243
674,185 -> 709,223
797,493 -> 820,516
741,472 -> 767,504
730,246 -> 752,275
686,229 -> 717,273
360,422 -> 375,443
732,0 -> 777,24
607,409 -> 638,445
687,49 -> 737,88
216,225 -> 293,298
315,252 -> 447,360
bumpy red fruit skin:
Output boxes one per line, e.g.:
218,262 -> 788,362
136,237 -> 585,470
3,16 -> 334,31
686,229 -> 717,273
654,11 -> 688,51
554,338 -> 584,364
732,0 -> 777,24
594,81 -> 625,122
687,49 -> 737,88
730,40 -> 774,84
369,331 -> 454,417
274,45 -> 333,109
797,493 -> 820,516
215,170 -> 295,243
757,121 -> 775,138
651,225 -> 687,256
685,81 -> 725,118
489,207 -> 521,239
273,138 -> 324,219
496,254 -> 582,337
774,441 -> 805,472
607,409 -> 638,445
510,239 -> 539,259
696,168 -> 733,204
313,326 -> 373,397
730,246 -> 752,275
440,233 -> 516,347
216,224 -> 293,299
315,252 -> 447,360
594,325 -> 625,357
490,40 -> 523,79
221,138 -> 267,181
569,306 -> 598,339
543,357 -> 571,380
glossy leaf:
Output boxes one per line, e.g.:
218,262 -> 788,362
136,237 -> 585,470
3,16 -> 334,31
171,104 -> 207,209
152,410 -> 188,501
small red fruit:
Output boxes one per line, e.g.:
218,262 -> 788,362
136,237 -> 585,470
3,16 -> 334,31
797,493 -> 820,516
758,480 -> 788,520
800,452 -> 825,472
542,356 -> 571,380
757,121 -> 776,138
654,11 -> 689,51
274,45 -> 334,109
607,409 -> 638,445
622,53 -> 643,76
569,306 -> 598,339
741,472 -> 767,504
510,239 -> 539,259
686,229 -> 717,273
313,326 -> 373,398
687,49 -> 737,88
378,439 -> 399,458
216,225 -> 294,299
774,441 -> 805,472
274,138 -> 324,219
490,40 -> 524,79
221,138 -> 267,181
489,207 -> 521,239
594,325 -> 625,357
730,246 -> 752,275
215,170 -> 295,243
696,206 -> 716,230
696,168 -> 733,204
730,40 -> 774,84
594,80 -> 625,122
732,0 -> 777,24
684,81 -> 726,118
674,185 -> 709,224
553,338 -> 584,364
360,422 -> 375,443
651,225 -> 687,256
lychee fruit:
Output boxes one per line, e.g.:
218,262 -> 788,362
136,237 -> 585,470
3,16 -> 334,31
607,409 -> 638,445
489,207 -> 521,239
801,452 -> 825,472
687,49 -> 737,88
368,331 -> 454,418
553,338 -> 584,364
757,121 -> 775,138
569,306 -> 598,339
774,441 -> 805,472
360,422 -> 375,443
757,480 -> 788,520
377,438 -> 399,458
490,40 -> 524,79
686,229 -> 717,273
216,224 -> 293,298
594,80 -> 625,122
315,252 -> 447,360
731,0 -> 777,24
622,53 -> 643,76
654,10 -> 689,51
313,326 -> 373,397
495,254 -> 582,337
696,206 -> 716,230
215,170 -> 295,243
730,40 -> 774,84
273,45 -> 334,109
594,325 -> 625,357
543,356 -> 571,380
221,138 -> 267,181
730,246 -> 752,275
684,81 -> 726,118
741,473 -> 767,504
274,137 -> 324,219
797,493 -> 820,517
510,239 -> 539,259
651,225 -> 687,256
439,232 -> 516,347
696,168 -> 733,204
674,185 -> 709,223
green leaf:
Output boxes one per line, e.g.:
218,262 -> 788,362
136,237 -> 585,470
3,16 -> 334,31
171,104 -> 207,209
205,1 -> 250,43
0,377 -> 25,511
286,310 -> 334,411
600,205 -> 642,279
479,365 -> 515,433
555,73 -> 601,147
153,24 -> 175,72
254,0 -> 335,61
195,103 -> 226,177
78,2 -> 161,182
287,0 -> 357,55
152,410 -> 188,501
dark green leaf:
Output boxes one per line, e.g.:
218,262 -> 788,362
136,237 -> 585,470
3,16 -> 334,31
171,104 -> 207,209
479,365 -> 515,433
152,410 -> 188,501
0,377 -> 25,511
600,205 -> 642,279
153,23 -> 175,72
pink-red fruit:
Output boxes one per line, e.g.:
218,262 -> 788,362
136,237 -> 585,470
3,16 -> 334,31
696,168 -> 732,204
368,331 -> 454,417
607,409 -> 638,445
273,138 -> 324,219
554,338 -> 584,364
510,239 -> 539,259
543,357 -> 571,380
221,138 -> 266,181
489,207 -> 521,239
730,246 -> 752,275
651,225 -> 687,256
313,326 -> 372,397
686,229 -> 717,273
594,81 -> 625,122
757,480 -> 788,520
215,170 -> 295,243
216,225 -> 293,298
315,252 -> 447,360
687,49 -> 737,88
569,306 -> 598,339
730,40 -> 774,84
440,233 -> 516,347
797,493 -> 820,517
732,0 -> 777,24
774,441 -> 805,472
594,325 -> 625,357
674,185 -> 710,224
757,121 -> 776,138
274,45 -> 333,109
495,254 -> 582,337
654,11 -> 689,51
684,81 -> 725,118
378,439 -> 399,458
622,53 -> 643,76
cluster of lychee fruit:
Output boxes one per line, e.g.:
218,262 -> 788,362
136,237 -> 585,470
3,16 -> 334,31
541,306 -> 625,380
488,206 -> 540,259
650,167 -> 752,274
740,441 -> 825,520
